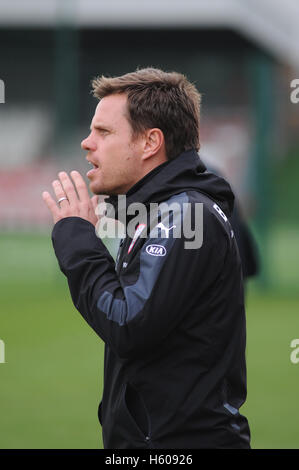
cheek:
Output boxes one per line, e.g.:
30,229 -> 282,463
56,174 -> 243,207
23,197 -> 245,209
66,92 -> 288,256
126,140 -> 141,163
100,138 -> 138,178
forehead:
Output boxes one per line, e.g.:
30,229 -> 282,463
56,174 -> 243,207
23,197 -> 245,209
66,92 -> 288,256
92,94 -> 129,128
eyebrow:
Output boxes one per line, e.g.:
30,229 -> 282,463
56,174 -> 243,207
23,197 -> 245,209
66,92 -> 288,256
90,123 -> 111,131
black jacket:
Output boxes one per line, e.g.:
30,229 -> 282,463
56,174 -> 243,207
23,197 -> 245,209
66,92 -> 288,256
52,149 -> 251,449
205,164 -> 259,280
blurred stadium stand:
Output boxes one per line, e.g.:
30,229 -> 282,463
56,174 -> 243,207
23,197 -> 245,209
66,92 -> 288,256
0,0 -> 298,287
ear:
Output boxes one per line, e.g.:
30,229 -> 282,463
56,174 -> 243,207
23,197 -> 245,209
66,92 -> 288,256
141,128 -> 165,161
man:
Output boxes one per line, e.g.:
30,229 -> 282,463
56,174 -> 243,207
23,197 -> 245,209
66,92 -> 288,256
202,160 -> 259,282
42,68 -> 251,449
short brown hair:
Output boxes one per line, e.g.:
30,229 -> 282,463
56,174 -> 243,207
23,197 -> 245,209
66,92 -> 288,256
92,67 -> 201,160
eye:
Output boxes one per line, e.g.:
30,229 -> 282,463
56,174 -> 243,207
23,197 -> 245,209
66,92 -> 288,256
97,128 -> 109,135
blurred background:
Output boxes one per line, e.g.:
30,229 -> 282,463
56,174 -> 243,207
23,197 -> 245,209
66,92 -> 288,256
0,0 -> 298,449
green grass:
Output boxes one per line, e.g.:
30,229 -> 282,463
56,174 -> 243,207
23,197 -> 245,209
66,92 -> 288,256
0,233 -> 107,449
0,281 -> 104,449
0,232 -> 299,448
242,286 -> 299,449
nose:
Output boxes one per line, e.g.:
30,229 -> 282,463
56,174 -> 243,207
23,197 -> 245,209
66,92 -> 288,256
81,132 -> 96,151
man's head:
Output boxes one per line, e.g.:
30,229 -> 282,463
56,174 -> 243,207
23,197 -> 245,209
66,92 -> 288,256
81,67 -> 201,195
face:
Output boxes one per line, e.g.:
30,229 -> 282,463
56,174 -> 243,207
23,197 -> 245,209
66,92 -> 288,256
81,94 -> 144,195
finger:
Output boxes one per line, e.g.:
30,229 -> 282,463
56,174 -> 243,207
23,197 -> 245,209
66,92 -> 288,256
42,191 -> 59,221
90,195 -> 101,220
91,195 -> 99,213
58,171 -> 79,206
52,179 -> 69,207
70,170 -> 90,202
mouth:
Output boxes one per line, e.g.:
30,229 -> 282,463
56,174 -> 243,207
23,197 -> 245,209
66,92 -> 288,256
87,158 -> 99,169
86,159 -> 100,178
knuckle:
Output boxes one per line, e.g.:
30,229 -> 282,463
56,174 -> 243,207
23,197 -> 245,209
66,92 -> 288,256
63,182 -> 73,191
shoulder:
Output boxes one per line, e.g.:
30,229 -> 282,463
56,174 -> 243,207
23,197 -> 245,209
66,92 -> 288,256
156,190 -> 232,235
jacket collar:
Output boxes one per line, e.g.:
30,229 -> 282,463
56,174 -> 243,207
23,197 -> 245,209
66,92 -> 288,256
105,148 -> 234,223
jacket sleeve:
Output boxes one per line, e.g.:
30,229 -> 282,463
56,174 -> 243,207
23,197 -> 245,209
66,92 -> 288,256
52,212 -> 226,359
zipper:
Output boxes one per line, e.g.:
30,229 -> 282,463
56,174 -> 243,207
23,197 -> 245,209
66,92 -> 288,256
115,237 -> 125,271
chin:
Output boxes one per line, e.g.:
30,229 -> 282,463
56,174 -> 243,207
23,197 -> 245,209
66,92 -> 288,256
89,182 -> 112,196
88,180 -> 102,194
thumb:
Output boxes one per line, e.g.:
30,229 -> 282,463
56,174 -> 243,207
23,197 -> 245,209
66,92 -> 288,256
91,195 -> 99,215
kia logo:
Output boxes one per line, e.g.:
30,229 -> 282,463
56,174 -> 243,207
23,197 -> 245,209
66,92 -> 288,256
145,244 -> 166,256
